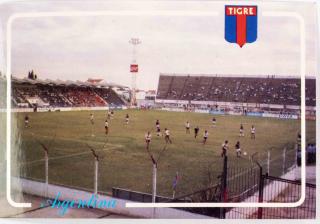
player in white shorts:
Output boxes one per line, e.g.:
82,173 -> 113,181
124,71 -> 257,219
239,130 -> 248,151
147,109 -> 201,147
24,114 -> 30,128
90,113 -> 95,137
212,117 -> 216,127
90,113 -> 94,125
185,121 -> 191,134
107,110 -> 111,119
164,128 -> 172,144
221,140 -> 229,157
125,114 -> 129,124
203,130 -> 209,145
110,110 -> 114,119
251,125 -> 256,139
145,131 -> 152,149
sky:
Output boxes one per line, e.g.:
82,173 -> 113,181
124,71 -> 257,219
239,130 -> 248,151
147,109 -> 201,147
0,0 -> 317,90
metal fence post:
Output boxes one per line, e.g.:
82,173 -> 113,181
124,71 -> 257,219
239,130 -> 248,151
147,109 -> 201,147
267,150 -> 270,175
44,150 -> 49,198
295,144 -> 298,167
152,163 -> 157,218
257,164 -> 264,219
39,143 -> 49,198
282,147 -> 287,175
152,163 -> 157,203
94,158 -> 98,194
220,156 -> 228,219
88,146 -> 99,195
45,151 -> 48,184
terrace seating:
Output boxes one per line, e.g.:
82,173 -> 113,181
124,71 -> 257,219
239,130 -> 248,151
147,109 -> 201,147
12,82 -> 125,108
93,88 -> 125,106
157,75 -> 316,106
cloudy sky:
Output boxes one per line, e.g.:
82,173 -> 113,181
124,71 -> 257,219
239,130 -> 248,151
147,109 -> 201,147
0,0 -> 317,90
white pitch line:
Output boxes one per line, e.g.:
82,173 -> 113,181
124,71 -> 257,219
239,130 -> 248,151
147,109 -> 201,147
21,143 -> 123,166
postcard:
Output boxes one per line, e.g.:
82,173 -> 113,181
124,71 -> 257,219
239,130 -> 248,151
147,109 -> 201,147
0,0 -> 318,222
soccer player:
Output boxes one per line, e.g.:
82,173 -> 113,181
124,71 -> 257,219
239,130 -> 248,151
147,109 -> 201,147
104,119 -> 109,135
90,113 -> 94,125
125,114 -> 129,124
107,110 -> 111,119
221,140 -> 229,157
156,120 -> 161,136
194,126 -> 200,139
235,141 -> 241,157
239,124 -> 244,137
164,128 -> 172,144
251,125 -> 256,139
212,117 -> 216,127
24,114 -> 29,128
203,130 -> 209,144
90,113 -> 95,137
185,121 -> 190,134
145,131 -> 152,149
110,110 -> 114,119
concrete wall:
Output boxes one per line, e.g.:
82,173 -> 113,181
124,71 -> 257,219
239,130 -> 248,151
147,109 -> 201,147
14,177 -> 210,219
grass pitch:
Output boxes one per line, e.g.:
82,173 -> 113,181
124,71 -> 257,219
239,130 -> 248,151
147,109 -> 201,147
17,109 -> 315,197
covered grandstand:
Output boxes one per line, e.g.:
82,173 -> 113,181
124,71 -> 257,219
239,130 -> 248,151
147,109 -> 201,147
10,77 -> 129,109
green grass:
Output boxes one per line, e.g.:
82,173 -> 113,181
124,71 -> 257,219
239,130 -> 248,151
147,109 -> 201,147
17,109 -> 315,197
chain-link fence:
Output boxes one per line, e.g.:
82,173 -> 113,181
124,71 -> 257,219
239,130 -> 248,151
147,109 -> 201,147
248,146 -> 297,176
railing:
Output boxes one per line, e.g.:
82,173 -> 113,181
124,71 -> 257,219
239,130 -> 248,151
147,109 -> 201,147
258,175 -> 316,219
112,187 -> 172,203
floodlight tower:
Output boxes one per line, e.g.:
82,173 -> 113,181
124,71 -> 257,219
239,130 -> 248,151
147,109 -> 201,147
129,38 -> 141,106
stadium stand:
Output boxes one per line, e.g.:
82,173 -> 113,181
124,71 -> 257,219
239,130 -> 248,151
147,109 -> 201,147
93,88 -> 125,106
11,78 -> 126,108
156,74 -> 316,107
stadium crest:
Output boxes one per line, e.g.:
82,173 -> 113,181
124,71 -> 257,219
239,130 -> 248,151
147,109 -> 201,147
225,5 -> 258,47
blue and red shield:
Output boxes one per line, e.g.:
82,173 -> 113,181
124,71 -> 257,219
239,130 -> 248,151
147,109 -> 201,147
225,5 -> 258,47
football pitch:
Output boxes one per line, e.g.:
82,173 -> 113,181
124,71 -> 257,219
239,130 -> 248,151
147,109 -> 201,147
17,109 -> 315,197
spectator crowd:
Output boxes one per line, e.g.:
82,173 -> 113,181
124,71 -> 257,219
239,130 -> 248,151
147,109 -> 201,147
11,81 -> 125,108
157,75 -> 316,106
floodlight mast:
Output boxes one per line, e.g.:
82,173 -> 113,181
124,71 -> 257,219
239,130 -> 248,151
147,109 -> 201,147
129,38 -> 141,106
